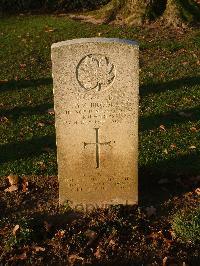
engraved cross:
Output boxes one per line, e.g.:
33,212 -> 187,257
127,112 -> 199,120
84,128 -> 111,168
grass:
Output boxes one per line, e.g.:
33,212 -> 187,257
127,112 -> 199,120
0,14 -> 200,264
172,207 -> 200,243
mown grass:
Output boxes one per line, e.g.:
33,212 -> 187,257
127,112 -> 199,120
172,207 -> 200,243
0,15 -> 200,198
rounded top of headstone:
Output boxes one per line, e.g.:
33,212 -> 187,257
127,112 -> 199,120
51,38 -> 139,49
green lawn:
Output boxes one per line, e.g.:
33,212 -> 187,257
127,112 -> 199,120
1,15 -> 199,184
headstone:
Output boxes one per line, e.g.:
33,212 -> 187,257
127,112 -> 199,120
51,38 -> 139,209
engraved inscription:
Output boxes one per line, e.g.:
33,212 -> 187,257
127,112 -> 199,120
84,128 -> 111,168
76,54 -> 116,91
63,91 -> 136,126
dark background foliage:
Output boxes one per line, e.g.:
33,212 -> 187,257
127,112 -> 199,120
0,0 -> 110,13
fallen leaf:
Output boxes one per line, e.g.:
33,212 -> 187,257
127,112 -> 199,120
55,230 -> 66,239
195,188 -> 200,195
170,144 -> 177,149
85,229 -> 97,240
0,116 -> 9,123
190,127 -> 198,132
19,63 -> 26,68
163,256 -> 168,266
5,174 -> 19,192
163,149 -> 168,154
34,246 -> 45,252
47,108 -> 55,115
189,145 -> 196,149
13,224 -> 20,236
147,231 -> 163,241
37,161 -> 46,170
159,125 -> 166,131
145,206 -> 156,217
22,177 -> 29,192
5,184 -> 18,192
15,252 -> 27,260
45,28 -> 55,33
108,239 -> 116,247
37,122 -> 45,127
68,254 -> 84,264
94,246 -> 101,259
7,174 -> 19,185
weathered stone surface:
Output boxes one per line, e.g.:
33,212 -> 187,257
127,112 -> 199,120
51,38 -> 139,209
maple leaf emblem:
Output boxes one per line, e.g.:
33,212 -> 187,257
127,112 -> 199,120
77,54 -> 116,91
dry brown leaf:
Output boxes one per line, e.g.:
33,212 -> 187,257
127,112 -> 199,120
170,144 -> 177,149
85,229 -> 97,240
147,231 -> 163,242
47,108 -> 55,115
189,145 -> 196,149
15,252 -> 27,260
22,177 -> 29,192
19,63 -> 26,68
55,230 -> 66,239
45,28 -> 55,33
37,122 -> 45,127
195,188 -> 200,195
34,246 -> 45,252
190,127 -> 198,132
108,239 -> 116,247
0,116 -> 9,123
159,125 -> 166,131
7,174 -> 19,185
68,254 -> 84,264
94,246 -> 101,259
13,224 -> 20,236
5,184 -> 18,192
163,149 -> 168,154
163,256 -> 168,266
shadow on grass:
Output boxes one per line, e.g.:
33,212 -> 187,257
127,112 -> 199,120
140,76 -> 200,96
0,77 -> 52,92
0,102 -> 54,119
139,151 -> 200,206
140,105 -> 200,131
0,135 -> 56,163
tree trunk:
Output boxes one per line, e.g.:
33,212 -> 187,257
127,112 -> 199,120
101,0 -> 200,26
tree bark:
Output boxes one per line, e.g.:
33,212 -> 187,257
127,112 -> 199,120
101,0 -> 200,26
